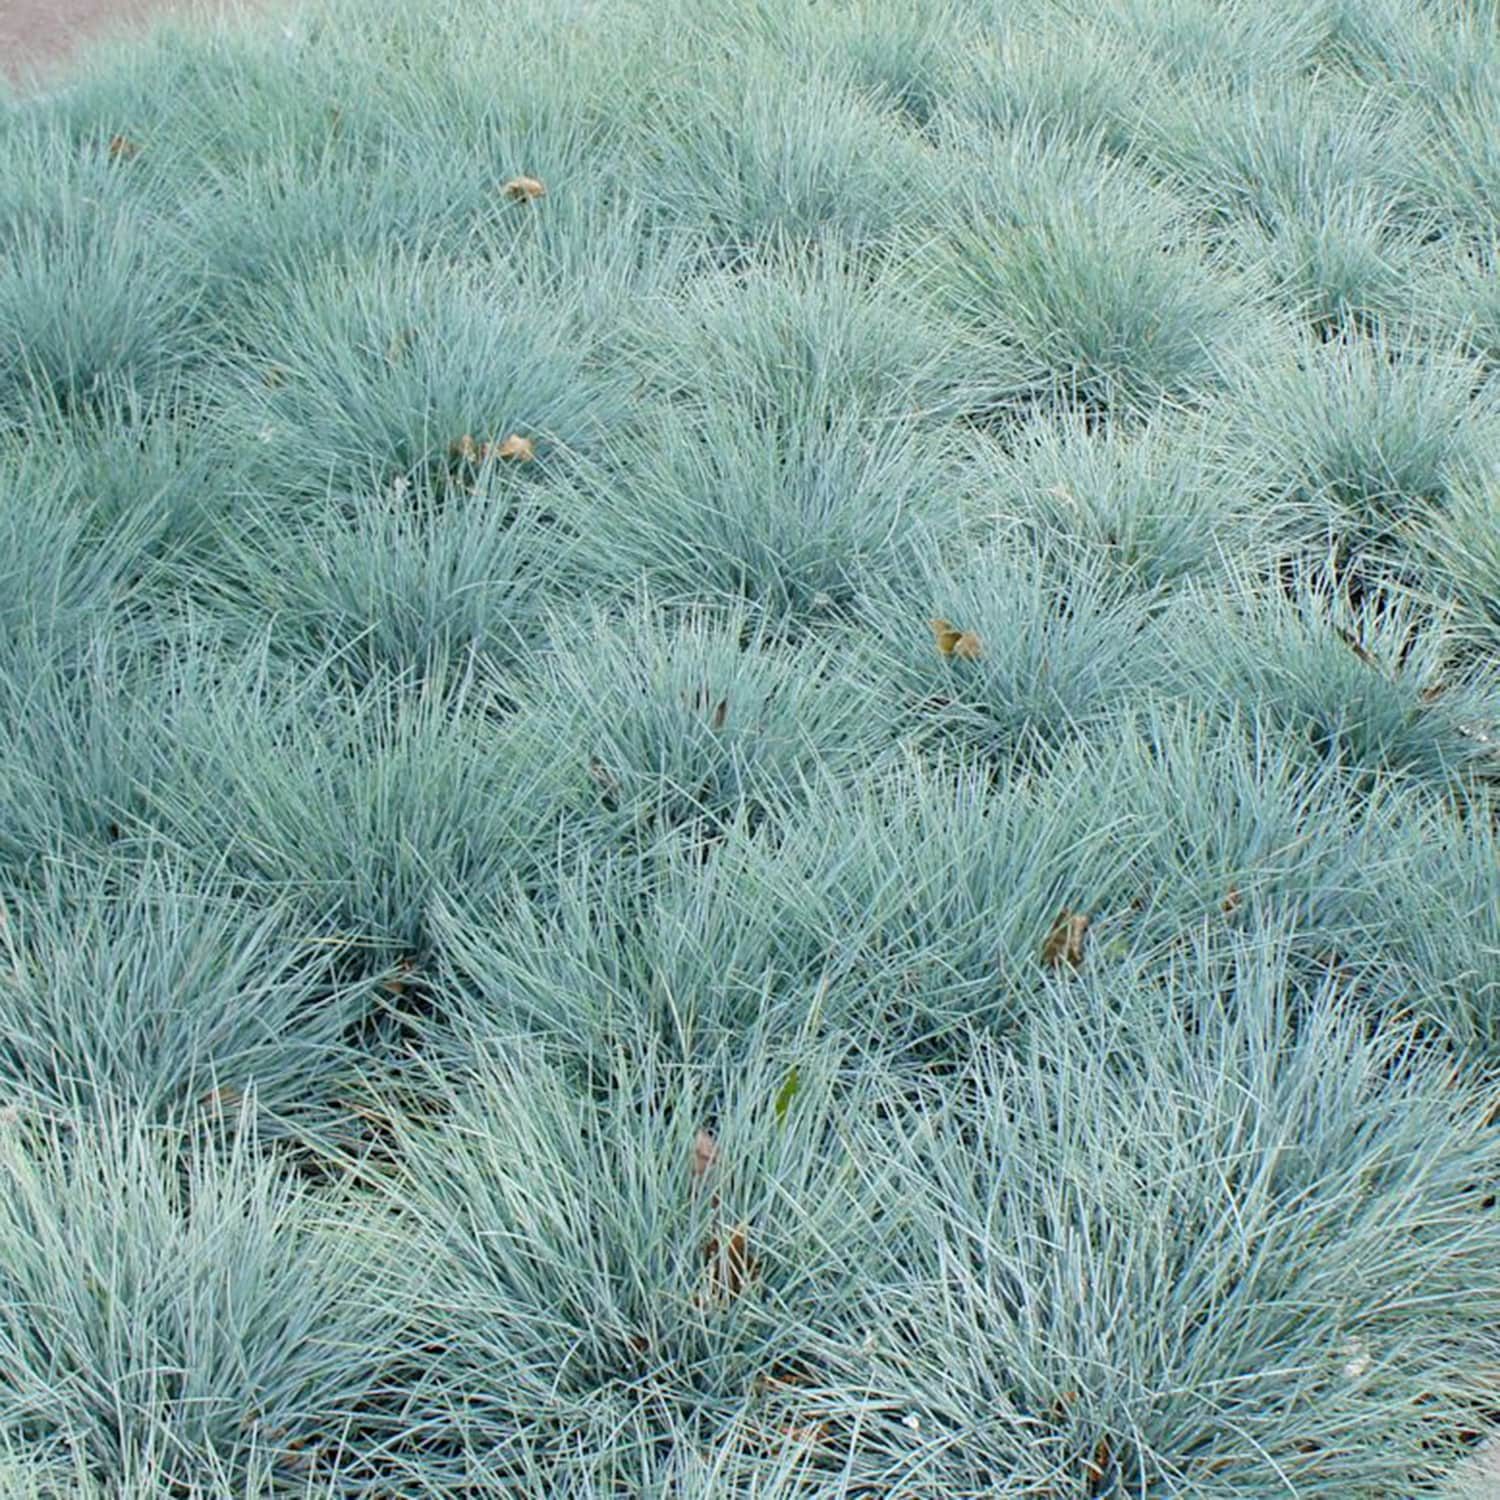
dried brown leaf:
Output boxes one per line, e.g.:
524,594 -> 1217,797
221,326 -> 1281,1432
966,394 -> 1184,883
492,433 -> 535,462
1042,908 -> 1089,969
701,1221 -> 757,1304
692,1129 -> 719,1182
379,958 -> 417,995
928,617 -> 961,656
502,175 -> 547,201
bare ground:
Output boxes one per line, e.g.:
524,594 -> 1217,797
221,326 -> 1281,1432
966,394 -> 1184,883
2,0 -> 280,90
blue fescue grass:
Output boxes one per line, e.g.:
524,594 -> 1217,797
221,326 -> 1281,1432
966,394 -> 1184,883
0,1107 -> 398,1496
4,0 -> 1500,1491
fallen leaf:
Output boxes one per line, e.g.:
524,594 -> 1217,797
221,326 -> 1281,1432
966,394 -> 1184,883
492,433 -> 535,463
952,630 -> 982,660
502,175 -> 547,200
107,134 -> 139,160
773,1066 -> 801,1123
450,434 -> 481,464
1042,908 -> 1089,970
692,1129 -> 719,1182
928,617 -> 962,656
1085,1436 -> 1112,1491
379,958 -> 416,995
701,1221 -> 757,1304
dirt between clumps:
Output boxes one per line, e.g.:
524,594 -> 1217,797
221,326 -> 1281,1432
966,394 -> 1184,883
1,0 -> 279,89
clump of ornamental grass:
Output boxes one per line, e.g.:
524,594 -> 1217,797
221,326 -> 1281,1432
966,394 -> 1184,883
828,929 -> 1500,1496
0,390 -> 242,620
639,62 -> 940,263
87,631 -> 567,957
622,240 -> 975,434
918,132 -> 1254,425
346,1030 -> 902,1495
1398,472 -> 1500,671
214,243 -> 631,508
557,398 -> 956,633
849,534 -> 1172,768
481,589 -> 896,865
1138,78 -> 1413,239
1162,554 -> 1500,795
0,1107 -> 397,1497
0,204 -> 201,427
0,420 -> 163,681
0,850 -> 368,1139
1216,320 -> 1495,595
962,406 -> 1278,596
193,475 -> 569,694
939,20 -> 1151,157
1075,0 -> 1332,89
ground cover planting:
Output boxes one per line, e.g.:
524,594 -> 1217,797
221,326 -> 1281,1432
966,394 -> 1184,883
3,0 -> 1500,1493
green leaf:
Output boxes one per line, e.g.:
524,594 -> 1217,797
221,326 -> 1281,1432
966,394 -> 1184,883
773,1066 -> 801,1124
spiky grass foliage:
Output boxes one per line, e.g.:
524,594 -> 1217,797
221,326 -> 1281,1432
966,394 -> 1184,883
1425,234 -> 1500,374
851,536 -> 1169,766
77,633 -> 566,956
1400,473 -> 1500,666
354,1032 -> 900,1494
1140,80 -> 1411,239
0,205 -> 201,427
1164,559 -> 1499,793
560,401 -> 953,630
840,936 -> 1500,1496
486,592 -> 895,862
624,244 -> 974,432
941,22 -> 1151,155
7,0 -> 1500,1490
218,245 -> 629,506
1219,323 -> 1495,590
641,62 -> 936,262
339,939 -> 1500,1496
0,427 -> 161,677
1232,187 -> 1434,340
0,393 -> 241,619
0,852 -> 368,1135
198,479 -> 566,693
0,1109 -> 395,1496
924,149 -> 1248,422
1074,0 -> 1333,88
132,660 -> 564,960
963,409 -> 1274,594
